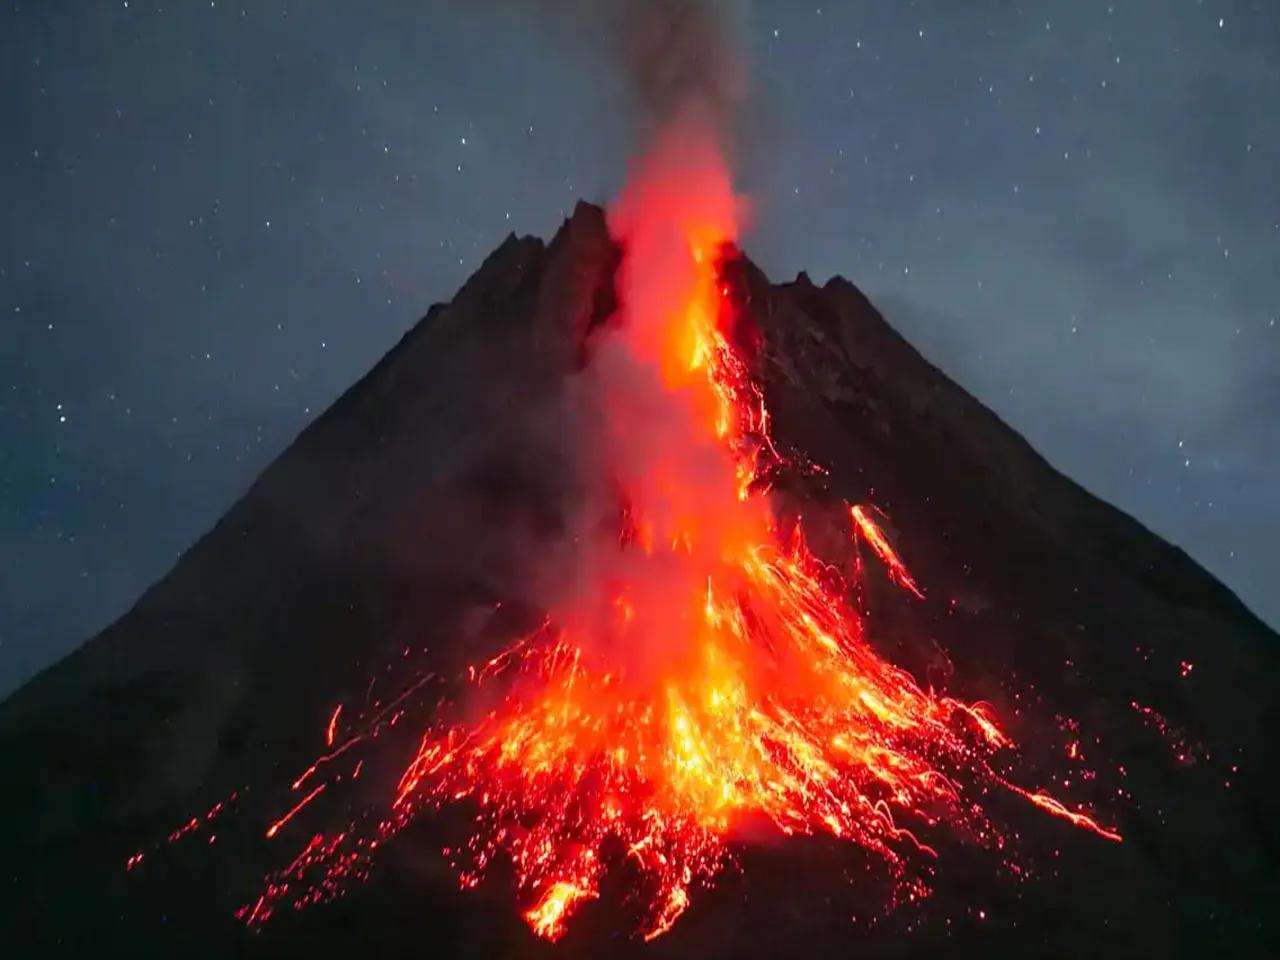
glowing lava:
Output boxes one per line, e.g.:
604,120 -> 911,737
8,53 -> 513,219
195,124 -> 1125,943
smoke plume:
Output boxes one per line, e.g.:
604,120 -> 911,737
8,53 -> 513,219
607,0 -> 751,150
446,0 -> 753,158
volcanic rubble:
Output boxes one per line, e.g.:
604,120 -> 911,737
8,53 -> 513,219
1,201 -> 1277,959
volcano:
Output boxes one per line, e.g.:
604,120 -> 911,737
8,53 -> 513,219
2,199 -> 1278,959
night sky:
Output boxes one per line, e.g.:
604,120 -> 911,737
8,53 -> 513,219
1,1 -> 1276,697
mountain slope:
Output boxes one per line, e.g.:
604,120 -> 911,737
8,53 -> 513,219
1,201 -> 1276,959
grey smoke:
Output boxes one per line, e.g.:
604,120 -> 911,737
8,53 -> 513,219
445,0 -> 754,155
609,0 -> 751,146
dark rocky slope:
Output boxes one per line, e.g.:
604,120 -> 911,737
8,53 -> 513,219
1,202 -> 1276,959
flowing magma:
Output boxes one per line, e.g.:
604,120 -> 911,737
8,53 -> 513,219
207,128 -> 1122,943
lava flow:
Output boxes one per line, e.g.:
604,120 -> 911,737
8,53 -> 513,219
197,124 -> 1126,943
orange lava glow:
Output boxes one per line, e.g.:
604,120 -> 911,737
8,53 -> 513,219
161,125 -> 1124,942
366,130 -> 1115,943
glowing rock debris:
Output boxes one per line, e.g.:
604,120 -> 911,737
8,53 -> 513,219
145,128 -> 1121,944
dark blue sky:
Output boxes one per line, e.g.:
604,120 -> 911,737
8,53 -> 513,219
1,1 -> 1276,696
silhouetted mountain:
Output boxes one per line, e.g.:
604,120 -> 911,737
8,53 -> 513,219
2,202 -> 1277,959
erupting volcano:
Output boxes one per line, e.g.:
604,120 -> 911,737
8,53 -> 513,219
4,16 -> 1278,959
219,120 -> 1129,944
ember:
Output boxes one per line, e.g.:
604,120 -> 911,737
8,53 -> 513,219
215,118 -> 1122,942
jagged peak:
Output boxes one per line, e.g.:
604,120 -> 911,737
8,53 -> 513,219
565,198 -> 611,233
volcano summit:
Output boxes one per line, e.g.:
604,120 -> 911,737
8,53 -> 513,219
1,196 -> 1278,959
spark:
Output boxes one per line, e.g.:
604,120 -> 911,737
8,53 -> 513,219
326,704 -> 343,747
265,784 -> 326,839
1004,785 -> 1122,843
849,505 -> 924,598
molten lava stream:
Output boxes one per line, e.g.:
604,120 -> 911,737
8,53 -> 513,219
391,513 -> 1018,942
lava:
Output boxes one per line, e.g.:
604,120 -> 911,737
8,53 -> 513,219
247,122 -> 1116,941
137,124 -> 1123,943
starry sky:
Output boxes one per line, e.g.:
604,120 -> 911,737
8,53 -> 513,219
1,1 -> 1276,697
